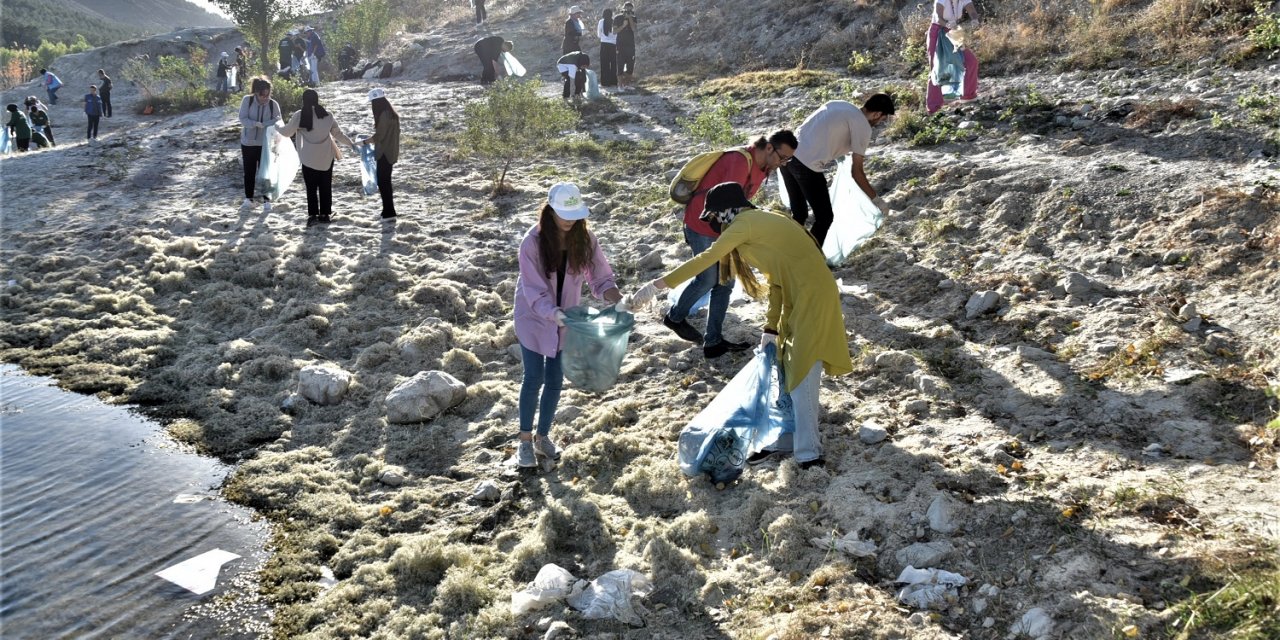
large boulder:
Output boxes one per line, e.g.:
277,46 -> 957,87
385,371 -> 467,424
297,364 -> 352,405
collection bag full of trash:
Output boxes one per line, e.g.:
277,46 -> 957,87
775,156 -> 884,267
358,142 -> 378,196
561,305 -> 634,392
255,124 -> 301,201
501,52 -> 527,77
678,343 -> 795,484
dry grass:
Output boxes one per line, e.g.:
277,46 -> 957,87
689,69 -> 843,99
1126,98 -> 1205,130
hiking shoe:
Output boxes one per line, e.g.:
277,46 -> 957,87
262,201 -> 272,214
663,315 -> 703,344
516,440 -> 536,468
317,214 -> 331,224
797,458 -> 826,471
533,436 -> 561,461
240,198 -> 253,209
747,449 -> 786,466
704,340 -> 750,359
306,216 -> 319,228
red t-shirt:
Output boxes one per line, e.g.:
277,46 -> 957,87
682,147 -> 766,237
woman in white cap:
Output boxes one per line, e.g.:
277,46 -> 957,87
562,6 -> 585,55
512,182 -> 624,467
277,88 -> 355,226
359,88 -> 400,219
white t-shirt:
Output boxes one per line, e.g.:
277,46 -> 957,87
793,101 -> 872,173
598,19 -> 617,44
932,0 -> 972,24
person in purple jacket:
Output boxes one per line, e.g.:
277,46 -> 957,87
512,182 -> 624,468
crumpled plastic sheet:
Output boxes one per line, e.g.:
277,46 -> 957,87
567,569 -> 653,626
810,531 -> 877,558
511,564 -> 580,615
255,124 -> 301,201
501,52 -> 526,77
895,565 -> 968,609
358,142 -> 378,196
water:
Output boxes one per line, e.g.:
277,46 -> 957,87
0,365 -> 270,638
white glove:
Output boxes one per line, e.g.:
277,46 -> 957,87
554,310 -> 566,327
613,299 -> 632,313
760,332 -> 777,348
625,280 -> 660,310
872,196 -> 889,215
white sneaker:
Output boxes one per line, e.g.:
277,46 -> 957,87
516,440 -> 536,468
533,436 -> 561,461
262,202 -> 272,214
241,198 -> 253,209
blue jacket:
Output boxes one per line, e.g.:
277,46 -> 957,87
85,94 -> 104,116
305,31 -> 326,59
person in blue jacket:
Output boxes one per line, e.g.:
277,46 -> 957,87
41,69 -> 62,105
304,26 -> 326,86
84,85 -> 104,142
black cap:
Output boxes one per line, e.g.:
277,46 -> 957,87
703,182 -> 755,214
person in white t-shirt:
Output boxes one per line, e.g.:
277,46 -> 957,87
781,94 -> 895,246
927,0 -> 980,113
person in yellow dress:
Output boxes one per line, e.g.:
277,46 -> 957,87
626,182 -> 852,469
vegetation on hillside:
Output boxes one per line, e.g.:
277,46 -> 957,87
1,0 -> 141,50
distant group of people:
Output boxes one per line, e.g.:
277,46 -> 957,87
560,3 -> 638,93
216,47 -> 253,94
236,79 -> 400,226
5,68 -> 114,150
275,26 -> 326,87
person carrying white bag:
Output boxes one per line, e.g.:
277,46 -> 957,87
237,78 -> 284,213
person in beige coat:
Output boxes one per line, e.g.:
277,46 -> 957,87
277,88 -> 354,226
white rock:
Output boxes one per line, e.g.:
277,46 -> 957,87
894,541 -> 955,568
874,350 -> 918,372
543,621 -> 573,640
507,343 -> 523,361
473,480 -> 501,501
1011,607 -> 1054,637
384,371 -> 467,424
997,282 -> 1020,297
982,617 -> 995,628
859,420 -> 888,444
1178,302 -> 1197,319
911,371 -> 946,396
927,494 -> 960,533
297,364 -> 353,406
965,291 -> 1000,319
1062,272 -> 1092,295
378,469 -> 406,487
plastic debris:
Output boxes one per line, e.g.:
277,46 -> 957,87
1010,607 -> 1055,637
895,565 -> 968,609
501,52 -> 526,77
155,549 -> 240,595
561,305 -> 634,392
567,569 -> 653,626
255,124 -> 301,201
811,531 -> 877,558
511,564 -> 581,615
358,142 -> 378,196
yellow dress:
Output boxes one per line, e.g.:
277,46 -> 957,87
661,209 -> 853,391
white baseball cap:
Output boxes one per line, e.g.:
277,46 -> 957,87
569,5 -> 583,14
367,88 -> 386,101
548,182 -> 589,220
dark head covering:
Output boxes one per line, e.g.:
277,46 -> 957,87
700,182 -> 757,229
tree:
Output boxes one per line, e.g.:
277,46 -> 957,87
461,78 -> 580,192
212,0 -> 307,75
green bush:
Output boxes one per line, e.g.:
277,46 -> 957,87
461,78 -> 580,192
330,0 -> 395,60
270,75 -> 306,116
127,48 -> 233,115
847,50 -> 874,74
677,95 -> 741,148
1249,2 -> 1280,52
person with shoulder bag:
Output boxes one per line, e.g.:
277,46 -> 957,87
237,78 -> 284,212
277,88 -> 355,227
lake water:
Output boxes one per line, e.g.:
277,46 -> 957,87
0,365 -> 271,638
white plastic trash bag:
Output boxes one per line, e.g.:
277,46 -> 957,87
255,124 -> 301,201
511,563 -> 580,615
585,69 -> 602,101
567,569 -> 652,626
895,565 -> 967,609
1,126 -> 13,155
358,142 -> 378,196
822,156 -> 884,266
501,52 -> 526,77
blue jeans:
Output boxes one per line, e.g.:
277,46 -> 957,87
519,345 -> 563,436
764,361 -> 823,462
668,225 -> 733,347
47,86 -> 59,105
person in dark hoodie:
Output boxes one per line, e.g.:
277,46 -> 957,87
474,35 -> 513,85
615,3 -> 638,88
84,85 -> 104,142
562,6 -> 585,55
97,69 -> 113,117
28,103 -> 53,146
6,104 -> 33,151
556,51 -> 590,100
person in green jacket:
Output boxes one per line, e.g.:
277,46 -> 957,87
28,104 -> 54,146
6,104 -> 33,151
625,182 -> 853,470
359,88 -> 401,219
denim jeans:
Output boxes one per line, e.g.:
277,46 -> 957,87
519,345 -> 563,436
47,86 -> 59,105
764,361 -> 823,462
668,225 -> 732,347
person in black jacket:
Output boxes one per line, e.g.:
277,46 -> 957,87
562,6 -> 585,55
474,36 -> 513,85
474,0 -> 487,24
615,3 -> 638,87
96,69 -> 113,117
28,103 -> 53,146
556,51 -> 589,99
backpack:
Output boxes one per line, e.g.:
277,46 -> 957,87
669,149 -> 751,204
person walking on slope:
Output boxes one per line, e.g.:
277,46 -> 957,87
556,52 -> 590,100
41,69 -> 62,105
84,85 -> 104,142
303,26 -> 326,87
926,0 -> 980,114
359,88 -> 401,220
5,104 -> 33,152
277,88 -> 355,227
512,182 -> 624,468
614,3 -> 638,88
664,130 -> 798,358
474,0 -> 487,24
28,103 -> 53,146
474,35 -> 513,85
562,6 -> 586,55
278,32 -> 294,76
237,78 -> 284,213
97,69 -> 113,117
234,47 -> 249,91
782,94 -> 895,247
626,182 -> 853,470
597,8 -> 617,88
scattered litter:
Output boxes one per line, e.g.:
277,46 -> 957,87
317,565 -> 338,592
927,493 -> 959,533
512,564 -> 581,615
1010,607 -> 1054,637
895,566 -> 968,609
1162,367 -> 1206,384
155,549 -> 240,595
172,493 -> 205,504
567,569 -> 653,626
810,531 -> 877,558
836,278 -> 869,295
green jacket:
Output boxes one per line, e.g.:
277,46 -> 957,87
6,111 -> 32,138
367,112 -> 400,164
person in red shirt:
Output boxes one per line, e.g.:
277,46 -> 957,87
664,130 -> 798,358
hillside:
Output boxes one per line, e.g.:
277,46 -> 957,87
1,0 -> 229,48
1,1 -> 1278,639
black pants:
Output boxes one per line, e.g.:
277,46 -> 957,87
42,126 -> 55,146
561,70 -> 585,98
86,115 -> 99,140
241,144 -> 264,200
377,155 -> 396,217
619,49 -> 635,76
477,53 -> 498,84
782,159 -> 835,246
16,138 -> 30,151
600,42 -> 617,86
475,0 -> 486,23
302,162 -> 334,219
100,90 -> 112,117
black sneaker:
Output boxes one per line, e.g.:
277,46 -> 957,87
381,211 -> 397,219
747,450 -> 785,465
663,315 -> 703,344
704,340 -> 749,358
797,458 -> 826,470
721,340 -> 751,352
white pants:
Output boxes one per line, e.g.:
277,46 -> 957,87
765,361 -> 823,462
308,54 -> 319,85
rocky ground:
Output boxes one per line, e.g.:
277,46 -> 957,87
2,4 -> 1279,640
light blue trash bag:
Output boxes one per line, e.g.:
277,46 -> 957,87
1,125 -> 13,155
665,278 -> 747,316
358,142 -> 378,196
561,305 -> 635,393
677,343 -> 795,484
823,156 -> 884,266
255,124 -> 301,201
931,30 -> 967,101
585,69 -> 603,101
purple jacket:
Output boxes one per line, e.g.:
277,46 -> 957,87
514,224 -> 617,358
